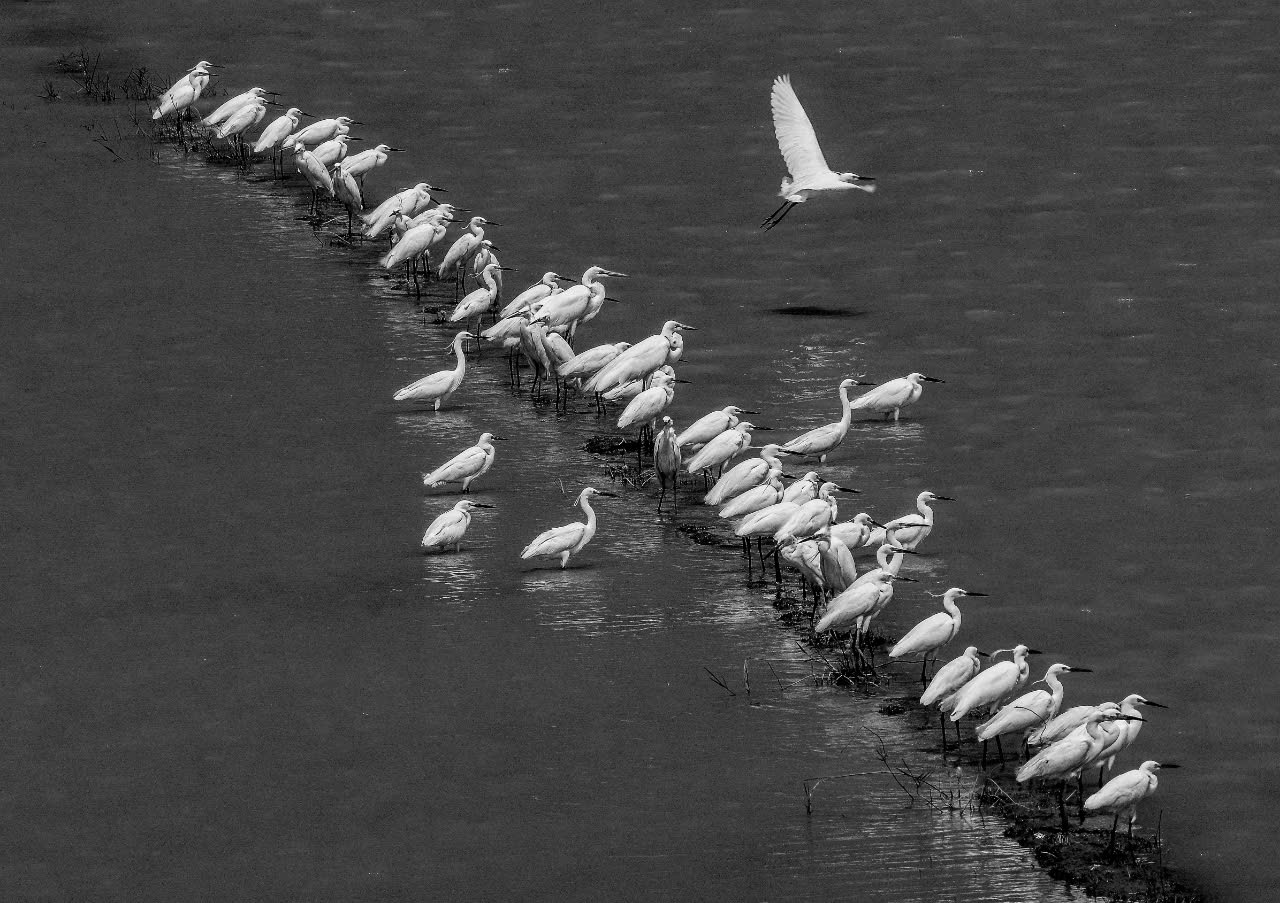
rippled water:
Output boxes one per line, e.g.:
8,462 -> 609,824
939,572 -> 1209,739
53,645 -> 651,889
4,0 -> 1278,899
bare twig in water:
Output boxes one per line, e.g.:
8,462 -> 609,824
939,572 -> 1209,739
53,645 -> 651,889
703,667 -> 735,697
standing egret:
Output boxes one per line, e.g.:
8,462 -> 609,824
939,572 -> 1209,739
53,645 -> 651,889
782,471 -> 823,506
761,74 -> 876,230
520,487 -> 617,569
381,220 -> 447,284
332,164 -> 364,228
583,321 -> 694,394
848,527 -> 918,589
1030,704 -> 1101,748
974,663 -> 1089,761
618,367 -> 679,429
1095,694 -> 1166,784
294,143 -> 333,211
214,97 -> 270,141
311,134 -> 359,168
393,331 -> 474,409
946,644 -> 1042,722
438,216 -> 500,282
282,115 -> 360,150
1084,761 -> 1179,852
815,570 -> 903,653
654,416 -> 682,515
557,341 -> 630,383
422,432 -> 505,493
921,646 -> 985,707
869,490 -> 954,550
253,106 -> 305,156
684,422 -> 756,475
450,262 -> 513,336
342,143 -> 405,179
889,587 -> 987,682
703,443 -> 791,505
152,62 -> 216,120
735,501 -> 800,540
531,266 -> 627,341
850,372 -> 944,421
717,464 -> 786,519
202,86 -> 277,126
503,272 -> 567,318
363,183 -> 444,237
814,528 -> 858,595
781,378 -> 875,462
774,481 -> 848,544
421,499 -> 494,553
676,405 -> 753,450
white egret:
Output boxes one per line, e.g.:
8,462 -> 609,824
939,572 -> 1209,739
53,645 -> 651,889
889,587 -> 988,681
774,481 -> 849,543
815,571 -> 902,652
1030,704 -> 1098,748
704,443 -> 791,505
1095,694 -> 1166,783
253,106 -> 305,153
438,216 -> 500,281
531,266 -> 627,339
828,511 -> 876,549
421,499 -> 494,553
520,487 -> 617,568
869,490 -> 955,550
393,331 -> 473,409
684,422 -> 756,475
782,471 -> 823,506
974,663 -> 1088,756
815,529 -> 858,595
518,320 -> 555,396
583,321 -> 694,394
311,134 -> 359,168
618,368 -> 679,429
342,143 -> 405,179
781,378 -> 875,463
848,527 -> 918,589
1084,761 -> 1179,851
601,364 -> 675,403
676,406 -> 753,450
850,372 -> 944,421
503,272 -> 566,319
294,143 -> 333,208
557,341 -> 629,382
921,646 -> 984,707
214,98 -> 269,141
363,183 -> 442,237
761,74 -> 876,230
282,115 -> 360,150
333,165 -> 364,218
381,220 -> 447,274
202,86 -> 277,127
946,644 -> 1042,729
152,63 -> 215,120
654,416 -> 682,514
450,262 -> 513,335
735,501 -> 801,571
718,465 -> 786,519
422,432 -> 505,493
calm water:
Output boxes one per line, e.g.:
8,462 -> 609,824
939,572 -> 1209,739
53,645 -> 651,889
3,0 -> 1278,899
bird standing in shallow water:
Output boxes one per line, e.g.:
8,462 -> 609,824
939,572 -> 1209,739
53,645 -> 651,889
850,372 -> 944,421
761,74 -> 876,230
1084,761 -> 1179,852
421,499 -> 494,553
521,487 -> 617,568
393,331 -> 474,409
422,432 -> 505,492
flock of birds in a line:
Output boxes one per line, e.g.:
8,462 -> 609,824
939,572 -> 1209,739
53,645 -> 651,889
150,60 -> 1176,850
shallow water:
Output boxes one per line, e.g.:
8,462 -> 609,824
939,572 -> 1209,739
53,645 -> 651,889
3,0 -> 1278,899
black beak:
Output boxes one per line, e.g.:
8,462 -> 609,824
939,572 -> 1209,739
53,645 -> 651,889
1143,700 -> 1169,708
751,425 -> 773,431
490,436 -> 508,441
1026,648 -> 1043,654
675,378 -> 693,385
835,485 -> 861,494
1160,763 -> 1181,768
472,503 -> 496,508
483,220 -> 502,226
934,495 -> 956,501
893,575 -> 918,582
922,376 -> 945,382
388,147 -> 406,152
596,490 -> 619,498
888,547 -> 918,554
1067,667 -> 1093,673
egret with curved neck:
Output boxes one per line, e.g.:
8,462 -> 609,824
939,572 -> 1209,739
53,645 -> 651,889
393,331 -> 473,410
520,487 -> 617,568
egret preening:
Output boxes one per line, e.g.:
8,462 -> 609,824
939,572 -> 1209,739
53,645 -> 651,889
889,587 -> 988,682
850,372 -> 944,421
703,443 -> 791,505
761,74 -> 876,230
152,62 -> 216,120
781,378 -> 875,462
421,500 -> 494,553
202,86 -> 277,127
520,487 -> 617,568
342,143 -> 405,179
676,405 -> 753,450
1084,761 -> 1179,852
422,432 -> 505,493
393,331 -> 474,409
282,115 -> 360,150
654,416 -> 682,514
974,662 -> 1089,761
583,321 -> 694,394
869,490 -> 955,550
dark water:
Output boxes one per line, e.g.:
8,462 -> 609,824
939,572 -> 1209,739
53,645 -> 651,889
4,0 -> 1278,899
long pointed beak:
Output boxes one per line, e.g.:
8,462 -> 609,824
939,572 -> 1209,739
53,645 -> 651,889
964,591 -> 990,597
888,547 -> 918,554
388,147 -> 406,151
835,485 -> 861,493
922,376 -> 945,383
490,436 -> 508,441
893,575 -> 918,582
472,503 -> 496,508
934,495 -> 957,501
1067,666 -> 1093,673
596,490 -> 619,498
1026,648 -> 1043,654
1143,700 -> 1169,708
1160,763 -> 1182,768
484,220 -> 502,226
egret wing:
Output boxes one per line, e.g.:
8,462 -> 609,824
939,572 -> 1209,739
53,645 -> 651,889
771,75 -> 830,186
521,522 -> 585,558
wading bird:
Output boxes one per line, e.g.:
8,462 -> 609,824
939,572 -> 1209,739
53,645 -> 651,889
422,432 -> 505,492
685,422 -> 757,475
677,405 -> 753,450
850,372 -> 944,421
782,377 -> 875,462
341,143 -> 405,179
504,272 -> 566,318
450,262 -> 513,335
654,416 -> 682,514
520,487 -> 617,568
282,115 -> 360,150
974,662 -> 1089,758
704,443 -> 791,505
869,490 -> 954,550
421,499 -> 494,553
152,62 -> 216,120
1084,761 -> 1179,851
761,74 -> 876,230
583,321 -> 693,394
202,86 -> 276,127
438,216 -> 500,282
393,331 -> 474,409
890,587 -> 987,681
253,106 -> 305,154
946,644 -> 1042,722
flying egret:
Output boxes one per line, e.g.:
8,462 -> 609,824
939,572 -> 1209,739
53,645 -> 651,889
342,143 -> 405,179
703,443 -> 791,505
202,86 -> 277,127
438,216 -> 500,281
889,587 -> 987,681
450,262 -> 514,336
1084,761 -> 1179,852
781,377 -> 875,462
869,490 -> 954,550
520,487 -> 617,568
685,422 -> 757,475
654,416 -> 682,515
974,663 -> 1089,760
850,372 -> 944,421
422,432 -> 505,493
761,74 -> 876,230
393,331 -> 473,409
421,499 -> 494,553
946,644 -> 1042,722
583,321 -> 694,394
282,115 -> 360,150
503,272 -> 567,319
676,405 -> 753,450
152,62 -> 216,119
